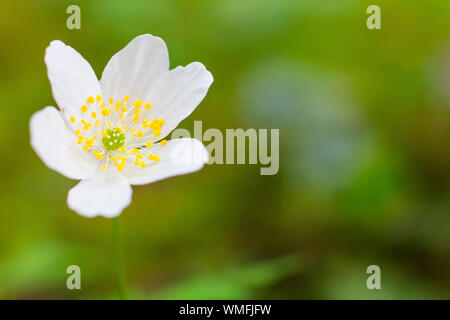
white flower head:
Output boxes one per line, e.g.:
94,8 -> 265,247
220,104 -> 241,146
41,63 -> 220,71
30,34 -> 213,218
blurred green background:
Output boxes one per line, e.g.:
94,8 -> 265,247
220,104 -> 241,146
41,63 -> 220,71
0,0 -> 449,299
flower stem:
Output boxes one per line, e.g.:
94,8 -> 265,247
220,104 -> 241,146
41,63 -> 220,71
112,217 -> 128,299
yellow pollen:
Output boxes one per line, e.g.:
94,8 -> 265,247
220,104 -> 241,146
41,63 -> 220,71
144,102 -> 152,110
149,119 -> 158,128
140,161 -> 146,168
86,138 -> 94,146
82,146 -> 89,151
119,113 -> 125,120
132,115 -> 139,122
75,130 -> 81,134
137,131 -> 143,138
121,105 -> 127,112
136,154 -> 143,159
145,142 -> 153,147
70,116 -> 76,123
134,159 -> 140,165
81,105 -> 88,112
102,108 -> 111,116
133,100 -> 143,108
160,139 -> 167,145
142,119 -> 149,126
154,155 -> 160,162
102,130 -> 108,137
91,112 -> 96,118
92,151 -> 103,160
109,98 -> 113,105
87,96 -> 94,104
124,95 -> 129,102
153,130 -> 161,136
101,165 -> 107,171
120,146 -> 126,154
96,94 -> 102,102
109,157 -> 116,162
133,109 -> 140,115
130,148 -> 140,154
148,154 -> 154,160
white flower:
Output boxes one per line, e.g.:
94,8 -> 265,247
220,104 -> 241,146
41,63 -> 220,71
30,34 -> 213,218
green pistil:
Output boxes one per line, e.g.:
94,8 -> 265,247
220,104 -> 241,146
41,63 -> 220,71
103,128 -> 125,151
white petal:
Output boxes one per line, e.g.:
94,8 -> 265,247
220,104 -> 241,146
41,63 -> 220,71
30,107 -> 97,180
67,168 -> 132,218
123,138 -> 209,185
100,34 -> 169,102
140,62 -> 213,141
45,40 -> 102,118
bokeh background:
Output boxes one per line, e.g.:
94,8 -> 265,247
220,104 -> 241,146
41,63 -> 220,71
0,0 -> 449,299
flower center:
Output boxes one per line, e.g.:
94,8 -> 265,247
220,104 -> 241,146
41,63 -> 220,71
102,128 -> 125,151
68,94 -> 167,172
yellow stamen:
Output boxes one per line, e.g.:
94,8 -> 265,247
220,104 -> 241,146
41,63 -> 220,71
92,151 -> 103,160
133,100 -> 143,108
